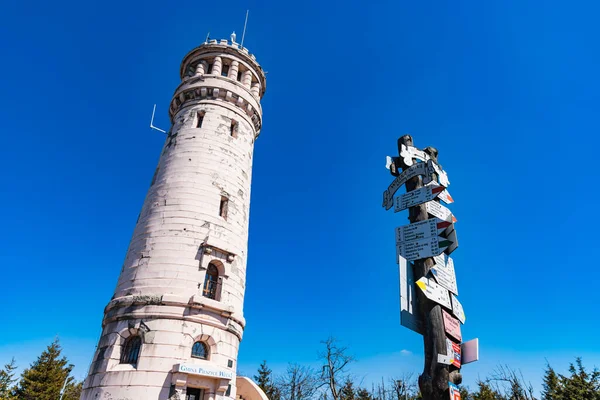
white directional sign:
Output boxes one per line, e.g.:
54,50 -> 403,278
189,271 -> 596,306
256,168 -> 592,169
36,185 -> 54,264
399,144 -> 450,187
394,183 -> 453,212
397,228 -> 458,261
430,255 -> 458,295
382,161 -> 436,210
451,294 -> 465,324
416,277 -> 452,309
425,201 -> 457,223
396,219 -> 453,244
461,338 -> 479,365
399,255 -> 423,335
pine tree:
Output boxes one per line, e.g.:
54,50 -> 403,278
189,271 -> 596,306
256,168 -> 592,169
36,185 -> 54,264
356,387 -> 372,400
255,360 -> 281,400
339,378 -> 355,400
559,358 -> 600,400
472,381 -> 504,400
0,358 -> 18,400
541,363 -> 561,400
14,339 -> 76,400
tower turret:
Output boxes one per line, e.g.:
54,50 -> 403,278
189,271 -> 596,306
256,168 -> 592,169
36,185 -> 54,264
81,36 -> 267,400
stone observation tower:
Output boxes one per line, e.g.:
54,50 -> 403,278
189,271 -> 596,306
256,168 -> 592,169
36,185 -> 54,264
81,35 -> 268,400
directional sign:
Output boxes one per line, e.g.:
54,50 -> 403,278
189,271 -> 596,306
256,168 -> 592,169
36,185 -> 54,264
396,219 -> 453,244
449,382 -> 461,400
400,144 -> 450,187
451,294 -> 465,324
416,277 -> 452,309
437,338 -> 460,368
399,255 -> 423,335
397,228 -> 458,261
394,183 -> 453,212
382,161 -> 436,210
430,256 -> 458,295
442,309 -> 462,342
461,338 -> 479,365
426,201 -> 457,223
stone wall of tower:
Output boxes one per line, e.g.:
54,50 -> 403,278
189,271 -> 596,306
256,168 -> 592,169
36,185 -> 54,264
81,38 -> 266,400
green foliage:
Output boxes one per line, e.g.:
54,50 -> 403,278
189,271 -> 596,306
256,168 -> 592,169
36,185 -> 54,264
255,360 -> 281,400
558,358 -> 600,400
356,387 -> 372,400
0,358 -> 18,400
339,379 -> 355,400
13,339 -> 79,400
472,381 -> 504,400
541,364 -> 560,400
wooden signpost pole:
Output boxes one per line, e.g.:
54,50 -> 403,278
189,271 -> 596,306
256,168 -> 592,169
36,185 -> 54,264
394,135 -> 462,400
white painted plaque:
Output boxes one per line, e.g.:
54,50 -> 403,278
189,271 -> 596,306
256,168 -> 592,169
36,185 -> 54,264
426,201 -> 457,223
430,256 -> 458,295
416,277 -> 452,308
396,218 -> 452,244
451,294 -> 465,324
397,228 -> 457,261
461,338 -> 479,365
400,144 -> 450,186
383,162 -> 434,210
394,184 -> 452,212
399,255 -> 423,335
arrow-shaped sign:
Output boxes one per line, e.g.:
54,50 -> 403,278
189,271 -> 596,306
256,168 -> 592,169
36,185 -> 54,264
399,255 -> 423,335
442,309 -> 462,341
382,161 -> 437,210
426,201 -> 457,223
451,294 -> 465,324
396,218 -> 453,244
416,277 -> 452,309
430,257 -> 458,296
397,227 -> 458,261
399,144 -> 450,187
394,183 -> 453,212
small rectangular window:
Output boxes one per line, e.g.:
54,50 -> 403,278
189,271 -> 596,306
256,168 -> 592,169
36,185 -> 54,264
222,64 -> 230,77
237,71 -> 242,81
230,120 -> 238,138
219,196 -> 229,220
196,112 -> 204,128
207,63 -> 213,74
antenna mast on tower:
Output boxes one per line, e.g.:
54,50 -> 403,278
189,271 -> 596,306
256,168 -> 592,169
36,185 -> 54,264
240,10 -> 249,48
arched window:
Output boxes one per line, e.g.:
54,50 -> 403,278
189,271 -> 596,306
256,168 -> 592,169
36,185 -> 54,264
120,335 -> 142,365
191,341 -> 209,359
202,263 -> 220,300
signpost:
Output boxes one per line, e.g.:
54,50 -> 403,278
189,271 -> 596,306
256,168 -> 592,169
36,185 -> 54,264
426,201 -> 457,223
442,309 -> 462,342
416,277 -> 452,309
383,135 -> 476,400
451,294 -> 466,324
396,228 -> 458,261
396,218 -> 452,243
394,183 -> 453,212
431,256 -> 458,295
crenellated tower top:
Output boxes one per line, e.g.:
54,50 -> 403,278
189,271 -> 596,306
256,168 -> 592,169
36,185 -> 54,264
169,37 -> 267,137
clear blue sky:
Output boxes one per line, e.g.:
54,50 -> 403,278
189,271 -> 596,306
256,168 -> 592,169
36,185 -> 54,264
1,0 -> 599,395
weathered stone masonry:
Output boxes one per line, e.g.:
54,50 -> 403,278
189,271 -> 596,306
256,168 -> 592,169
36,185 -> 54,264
81,37 -> 267,400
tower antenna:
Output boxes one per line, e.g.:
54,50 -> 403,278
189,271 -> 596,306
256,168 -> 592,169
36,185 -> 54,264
150,104 -> 167,134
240,10 -> 249,48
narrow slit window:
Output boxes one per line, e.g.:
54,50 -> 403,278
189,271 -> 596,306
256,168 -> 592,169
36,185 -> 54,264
219,196 -> 229,220
222,64 -> 230,77
196,112 -> 204,128
230,120 -> 238,138
237,71 -> 243,81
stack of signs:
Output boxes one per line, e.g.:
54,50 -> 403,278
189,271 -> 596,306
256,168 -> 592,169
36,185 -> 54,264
449,382 -> 461,400
385,143 -> 478,377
